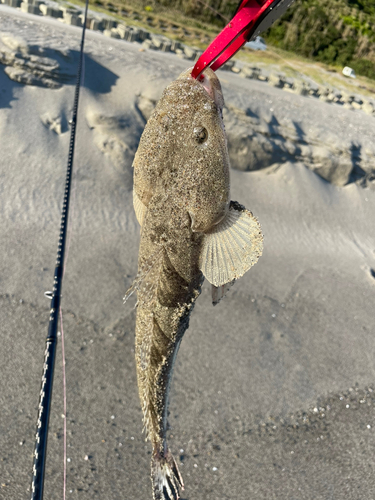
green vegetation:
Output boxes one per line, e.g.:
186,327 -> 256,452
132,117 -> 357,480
82,0 -> 375,80
263,0 -> 375,79
115,0 -> 375,79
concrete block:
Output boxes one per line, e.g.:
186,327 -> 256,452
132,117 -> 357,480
23,0 -> 44,5
127,28 -> 140,42
220,60 -> 235,71
127,31 -> 138,42
268,73 -> 284,88
284,79 -> 294,90
240,66 -> 254,78
78,14 -> 93,27
241,65 -> 262,80
183,46 -> 196,60
318,88 -> 335,102
292,80 -> 309,96
362,101 -> 374,115
120,28 -> 140,42
142,39 -> 153,50
103,28 -> 120,39
138,28 -> 150,41
59,7 -> 73,16
161,41 -> 171,52
5,0 -> 21,7
327,92 -> 337,102
39,4 -> 49,14
170,40 -> 181,52
64,13 -> 82,26
52,7 -> 62,18
90,19 -> 103,31
40,5 -> 62,17
103,19 -> 117,30
20,2 -> 41,14
150,34 -> 164,48
308,87 -> 319,98
117,24 -> 129,38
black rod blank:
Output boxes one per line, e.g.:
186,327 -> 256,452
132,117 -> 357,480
30,1 -> 89,498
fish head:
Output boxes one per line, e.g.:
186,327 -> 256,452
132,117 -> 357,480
133,67 -> 230,233
171,67 -> 230,232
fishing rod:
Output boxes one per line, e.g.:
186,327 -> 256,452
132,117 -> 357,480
30,0 -> 89,498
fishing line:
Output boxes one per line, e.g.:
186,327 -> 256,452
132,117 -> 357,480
60,163 -> 79,500
30,0 -> 89,497
63,180 -> 77,279
59,307 -> 67,500
61,103 -> 80,500
195,0 -> 231,24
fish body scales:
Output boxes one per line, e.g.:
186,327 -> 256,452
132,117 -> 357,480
135,211 -> 203,451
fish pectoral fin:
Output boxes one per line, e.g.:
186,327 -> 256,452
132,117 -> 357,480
133,189 -> 147,226
199,201 -> 263,288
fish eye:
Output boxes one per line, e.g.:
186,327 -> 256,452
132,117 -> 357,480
193,127 -> 208,144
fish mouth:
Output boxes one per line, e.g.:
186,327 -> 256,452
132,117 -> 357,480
193,67 -> 225,111
177,66 -> 225,110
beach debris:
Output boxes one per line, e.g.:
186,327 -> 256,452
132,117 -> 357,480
245,35 -> 267,51
342,66 -> 356,79
126,67 -> 263,500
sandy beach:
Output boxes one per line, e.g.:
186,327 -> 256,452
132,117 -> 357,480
1,5 -> 375,499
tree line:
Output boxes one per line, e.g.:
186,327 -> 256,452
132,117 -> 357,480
145,0 -> 375,79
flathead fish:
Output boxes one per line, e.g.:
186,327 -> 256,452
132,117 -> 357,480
125,67 -> 263,500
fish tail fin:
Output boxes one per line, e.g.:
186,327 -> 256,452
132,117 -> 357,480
151,450 -> 184,500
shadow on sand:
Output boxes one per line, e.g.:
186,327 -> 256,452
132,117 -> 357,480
0,49 -> 119,109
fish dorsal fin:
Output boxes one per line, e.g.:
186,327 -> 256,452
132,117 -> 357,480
133,189 -> 147,226
199,201 -> 263,288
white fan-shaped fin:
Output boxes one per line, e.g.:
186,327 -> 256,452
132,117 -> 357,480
199,201 -> 263,287
133,189 -> 147,226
